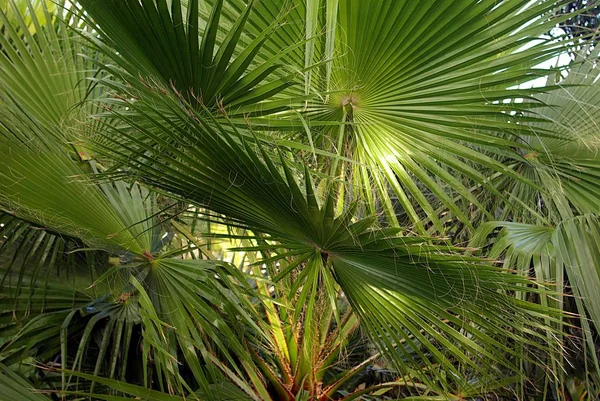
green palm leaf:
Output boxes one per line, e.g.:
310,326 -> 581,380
0,363 -> 51,401
472,215 -> 600,389
0,5 -> 262,397
296,0 -> 572,231
0,1 -> 595,399
77,0 -> 305,113
90,82 -> 561,390
527,45 -> 600,215
0,1 -> 157,255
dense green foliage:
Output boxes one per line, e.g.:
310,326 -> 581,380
0,0 -> 599,400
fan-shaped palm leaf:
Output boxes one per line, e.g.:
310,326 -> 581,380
296,0 -> 573,231
76,0 -> 310,113
90,81 -> 561,391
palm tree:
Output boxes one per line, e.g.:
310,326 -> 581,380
0,0 -> 598,400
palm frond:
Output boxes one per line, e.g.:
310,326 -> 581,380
0,363 -> 50,401
0,1 -> 158,255
295,0 -> 573,231
90,83 -> 562,390
76,0 -> 306,113
472,215 -> 600,390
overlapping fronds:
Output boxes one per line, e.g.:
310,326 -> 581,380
0,363 -> 51,400
89,82 -> 562,391
472,215 -> 600,392
0,4 -> 261,398
0,0 -> 596,399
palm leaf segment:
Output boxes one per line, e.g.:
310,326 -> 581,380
473,216 -> 600,385
527,45 -> 600,216
0,363 -> 51,401
482,45 -> 600,224
0,0 -> 155,254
